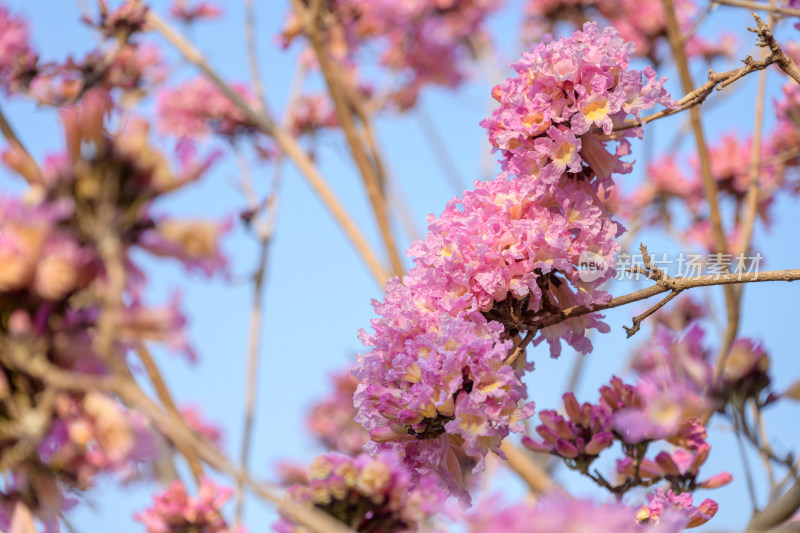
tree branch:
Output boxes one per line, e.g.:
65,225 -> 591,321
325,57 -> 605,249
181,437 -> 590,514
146,11 -> 391,286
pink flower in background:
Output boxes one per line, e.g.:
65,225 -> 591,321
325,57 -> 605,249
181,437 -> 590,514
169,0 -> 222,23
181,406 -> 223,447
156,77 -> 258,140
139,217 -> 231,277
307,370 -> 368,455
274,452 -> 446,532
468,494 -> 688,533
136,478 -> 238,533
0,3 -> 37,94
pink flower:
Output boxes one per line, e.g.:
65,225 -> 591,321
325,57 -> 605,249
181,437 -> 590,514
136,478 -> 238,533
482,22 -> 673,189
0,4 -> 37,94
637,488 -> 719,529
307,370 -> 368,455
169,0 -> 222,23
156,77 -> 258,139
468,493 -> 688,533
274,452 -> 446,532
139,217 -> 231,277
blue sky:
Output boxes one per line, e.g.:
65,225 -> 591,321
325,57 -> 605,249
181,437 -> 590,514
1,0 -> 799,531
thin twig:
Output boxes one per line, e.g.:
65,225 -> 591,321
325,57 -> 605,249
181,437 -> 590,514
623,289 -> 684,338
662,0 -> 739,381
291,0 -> 404,277
712,0 -> 800,17
137,344 -> 204,484
0,104 -> 42,184
243,0 -> 266,108
146,11 -> 391,285
499,441 -> 556,494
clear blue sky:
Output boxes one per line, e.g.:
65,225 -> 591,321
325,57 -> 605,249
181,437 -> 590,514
1,1 -> 799,531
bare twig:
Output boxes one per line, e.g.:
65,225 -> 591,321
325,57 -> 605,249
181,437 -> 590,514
522,268 -> 800,332
612,14 -> 800,136
749,481 -> 800,531
713,0 -> 800,18
147,11 -> 391,285
243,0 -> 266,108
661,0 -> 739,381
291,0 -> 404,277
499,441 -> 555,494
0,104 -> 42,184
137,344 -> 204,484
623,289 -> 683,338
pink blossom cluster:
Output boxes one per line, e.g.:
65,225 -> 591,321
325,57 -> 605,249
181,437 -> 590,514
274,452 -> 446,533
468,494 -> 688,533
282,0 -> 501,109
355,279 -> 533,501
629,130 -> 794,253
0,93 -> 229,526
523,0 -> 736,64
136,478 -> 238,533
637,488 -> 720,529
0,3 -> 37,94
169,0 -> 222,23
307,371 -> 369,455
0,1 -> 166,105
156,77 -> 259,140
482,22 -> 673,190
407,174 -> 620,357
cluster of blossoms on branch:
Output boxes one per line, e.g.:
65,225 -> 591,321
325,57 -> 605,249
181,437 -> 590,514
136,477 -> 238,533
352,21 -> 677,508
274,452 -> 446,533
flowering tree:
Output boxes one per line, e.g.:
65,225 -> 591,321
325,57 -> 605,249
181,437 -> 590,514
1,0 -> 800,532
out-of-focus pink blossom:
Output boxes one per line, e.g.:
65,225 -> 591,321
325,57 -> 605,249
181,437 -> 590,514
136,478 -> 238,533
0,3 -> 37,94
468,493 -> 688,533
307,370 -> 368,455
274,452 -> 446,533
156,77 -> 259,139
139,217 -> 231,277
169,0 -> 222,23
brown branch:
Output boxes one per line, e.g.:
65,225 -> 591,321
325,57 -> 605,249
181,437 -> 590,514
0,104 -> 42,184
749,481 -> 800,531
751,13 -> 800,84
7,354 -> 355,533
662,0 -> 739,380
146,11 -> 391,286
713,0 -> 800,18
612,13 -> 800,136
623,289 -> 683,338
523,269 -> 800,331
137,344 -> 204,484
243,0 -> 266,108
499,441 -> 555,494
290,0 -> 404,277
